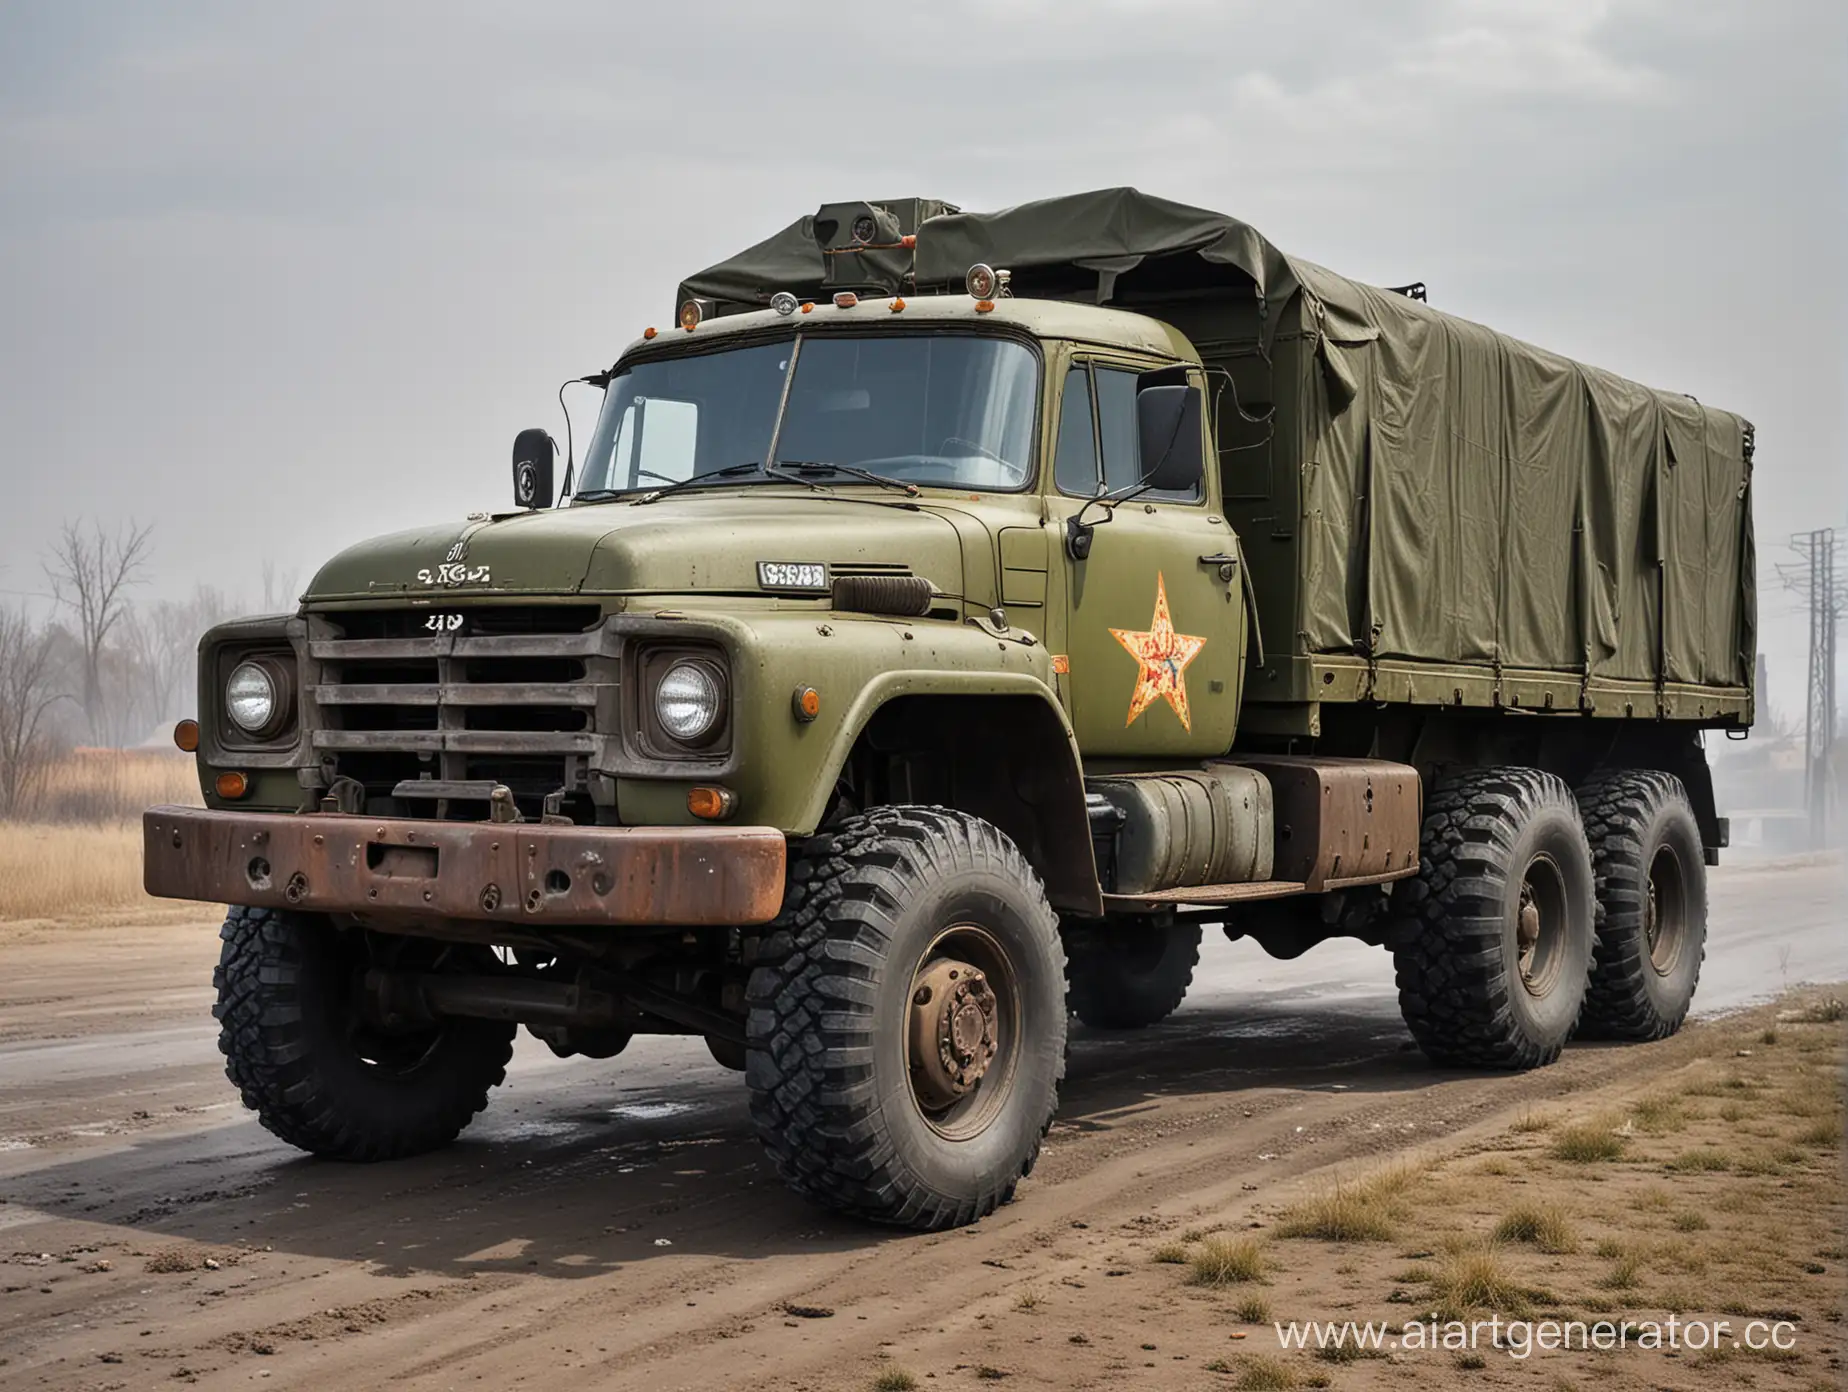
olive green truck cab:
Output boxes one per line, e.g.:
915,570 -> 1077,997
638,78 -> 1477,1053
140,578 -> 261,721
148,190 -> 1755,1229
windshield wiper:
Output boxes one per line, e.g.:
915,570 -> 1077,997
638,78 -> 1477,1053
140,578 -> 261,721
629,461 -> 823,506
778,460 -> 920,497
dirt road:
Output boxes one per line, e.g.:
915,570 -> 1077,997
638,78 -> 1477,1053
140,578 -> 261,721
1,856 -> 1842,1390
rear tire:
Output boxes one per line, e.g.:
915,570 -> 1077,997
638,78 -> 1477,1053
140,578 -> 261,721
745,807 -> 1066,1230
1064,918 -> 1201,1029
1575,769 -> 1707,1040
213,906 -> 514,1160
1389,767 -> 1595,1069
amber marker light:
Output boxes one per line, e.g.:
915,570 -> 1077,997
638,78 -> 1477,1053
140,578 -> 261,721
799,301 -> 815,314
973,300 -> 996,313
173,718 -> 200,752
900,233 -> 916,248
832,291 -> 859,309
215,771 -> 250,799
1052,655 -> 1070,674
889,297 -> 906,312
687,785 -> 736,821
643,326 -> 658,339
792,685 -> 822,722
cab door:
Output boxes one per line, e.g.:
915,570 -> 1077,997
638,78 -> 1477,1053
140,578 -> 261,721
1045,354 -> 1245,759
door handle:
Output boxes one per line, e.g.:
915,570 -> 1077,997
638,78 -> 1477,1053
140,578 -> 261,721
1199,552 -> 1238,582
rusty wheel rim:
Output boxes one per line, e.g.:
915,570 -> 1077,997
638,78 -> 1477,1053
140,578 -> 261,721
1645,844 -> 1688,975
1515,853 -> 1569,998
905,924 -> 1021,1142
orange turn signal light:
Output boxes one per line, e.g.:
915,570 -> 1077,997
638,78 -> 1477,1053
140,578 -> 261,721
643,326 -> 658,340
687,785 -> 736,821
215,771 -> 250,800
799,301 -> 814,314
889,296 -> 906,312
173,718 -> 200,753
900,233 -> 916,248
973,299 -> 995,313
792,685 -> 822,722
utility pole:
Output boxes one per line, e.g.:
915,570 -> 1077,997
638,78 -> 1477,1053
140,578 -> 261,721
1777,529 -> 1845,848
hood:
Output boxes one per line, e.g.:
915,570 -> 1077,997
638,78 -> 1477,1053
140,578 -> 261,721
305,491 -> 967,602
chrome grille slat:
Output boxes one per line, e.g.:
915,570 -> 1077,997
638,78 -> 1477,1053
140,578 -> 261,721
312,730 -> 599,755
311,683 -> 601,708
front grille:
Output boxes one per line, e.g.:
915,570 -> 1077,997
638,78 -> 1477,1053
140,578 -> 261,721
305,607 -> 613,820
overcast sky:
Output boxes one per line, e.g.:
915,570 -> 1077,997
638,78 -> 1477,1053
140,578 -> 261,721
1,0 -> 1841,717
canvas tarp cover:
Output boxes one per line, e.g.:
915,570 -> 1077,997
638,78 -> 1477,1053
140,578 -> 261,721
677,189 -> 1754,693
1295,262 -> 1754,689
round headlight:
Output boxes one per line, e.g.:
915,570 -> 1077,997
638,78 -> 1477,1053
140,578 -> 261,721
655,661 -> 722,744
225,661 -> 279,735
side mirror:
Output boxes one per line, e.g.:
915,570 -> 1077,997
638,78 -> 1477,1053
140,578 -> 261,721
1136,385 -> 1204,495
512,428 -> 556,509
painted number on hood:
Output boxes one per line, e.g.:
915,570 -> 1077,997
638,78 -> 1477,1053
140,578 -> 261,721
416,563 -> 491,586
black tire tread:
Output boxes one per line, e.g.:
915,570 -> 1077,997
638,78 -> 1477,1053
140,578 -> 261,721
1576,768 -> 1706,1040
744,806 -> 1065,1231
212,905 -> 513,1161
1389,766 -> 1591,1070
1065,922 -> 1201,1029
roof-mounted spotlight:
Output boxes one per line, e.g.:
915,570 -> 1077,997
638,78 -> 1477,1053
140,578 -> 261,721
966,263 -> 999,300
678,298 -> 710,332
771,291 -> 799,316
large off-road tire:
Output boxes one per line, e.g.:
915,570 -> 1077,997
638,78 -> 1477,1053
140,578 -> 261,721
213,905 -> 515,1161
1575,769 -> 1707,1040
1064,918 -> 1202,1029
745,807 -> 1067,1230
1389,767 -> 1595,1070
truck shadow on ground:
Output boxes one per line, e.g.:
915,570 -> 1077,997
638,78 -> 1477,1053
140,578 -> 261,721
13,996 -> 1532,1281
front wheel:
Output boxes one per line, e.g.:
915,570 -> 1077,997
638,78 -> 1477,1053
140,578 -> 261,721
745,807 -> 1067,1230
1389,768 -> 1595,1069
213,906 -> 515,1160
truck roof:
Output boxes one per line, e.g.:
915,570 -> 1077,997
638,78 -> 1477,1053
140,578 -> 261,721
617,293 -> 1202,366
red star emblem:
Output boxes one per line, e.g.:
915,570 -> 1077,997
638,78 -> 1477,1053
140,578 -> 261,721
1110,573 -> 1207,730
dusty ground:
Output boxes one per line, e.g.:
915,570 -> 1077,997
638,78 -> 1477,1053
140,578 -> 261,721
0,855 -> 1842,1391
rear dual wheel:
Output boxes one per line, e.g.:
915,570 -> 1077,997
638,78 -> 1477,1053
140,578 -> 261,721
1390,767 -> 1595,1069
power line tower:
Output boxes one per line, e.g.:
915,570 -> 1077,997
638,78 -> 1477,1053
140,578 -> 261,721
1776,529 -> 1845,847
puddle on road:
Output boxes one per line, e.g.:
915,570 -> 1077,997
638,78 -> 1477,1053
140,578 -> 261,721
608,1101 -> 697,1122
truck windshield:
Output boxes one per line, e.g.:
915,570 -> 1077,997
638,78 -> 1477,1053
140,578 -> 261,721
576,333 -> 1039,496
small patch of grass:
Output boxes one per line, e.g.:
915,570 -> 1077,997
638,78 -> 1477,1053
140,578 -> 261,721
1666,1147 -> 1735,1173
1631,1095 -> 1690,1134
871,1372 -> 919,1392
1796,1117 -> 1842,1148
1734,1151 -> 1785,1176
1793,997 -> 1845,1023
1231,1294 -> 1273,1324
1229,1354 -> 1299,1390
1511,1109 -> 1555,1133
1454,1352 -> 1487,1370
1393,1263 -> 1435,1284
1719,1100 -> 1749,1122
1313,1340 -> 1385,1364
1011,1288 -> 1042,1312
1429,1241 -> 1532,1319
1670,1211 -> 1710,1232
1493,1202 -> 1577,1254
973,1368 -> 1009,1382
1151,1241 -> 1192,1264
1550,1120 -> 1627,1163
1600,1254 -> 1643,1290
1189,1235 -> 1267,1287
1275,1165 -> 1417,1242
1760,1027 -> 1779,1045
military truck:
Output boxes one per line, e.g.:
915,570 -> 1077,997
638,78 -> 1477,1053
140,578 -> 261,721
147,189 -> 1755,1230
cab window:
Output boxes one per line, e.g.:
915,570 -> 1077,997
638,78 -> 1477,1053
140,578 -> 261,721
1056,362 -> 1204,504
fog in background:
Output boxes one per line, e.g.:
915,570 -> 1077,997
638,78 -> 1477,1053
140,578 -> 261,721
1,0 -> 1842,724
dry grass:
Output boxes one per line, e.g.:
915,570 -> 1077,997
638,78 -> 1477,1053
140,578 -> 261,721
1229,1294 -> 1273,1324
1151,1241 -> 1192,1264
1549,1120 -> 1628,1163
1428,1240 -> 1533,1319
870,1371 -> 919,1392
1224,1354 -> 1299,1390
1188,1235 -> 1268,1287
1275,1164 -> 1419,1242
21,748 -> 199,823
1492,1202 -> 1577,1254
0,751 -> 203,923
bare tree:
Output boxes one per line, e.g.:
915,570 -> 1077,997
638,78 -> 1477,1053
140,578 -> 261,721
260,559 -> 300,614
125,584 -> 238,729
44,520 -> 152,743
0,606 -> 67,816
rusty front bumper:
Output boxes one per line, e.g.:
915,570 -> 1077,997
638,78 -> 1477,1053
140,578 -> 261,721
143,806 -> 787,927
